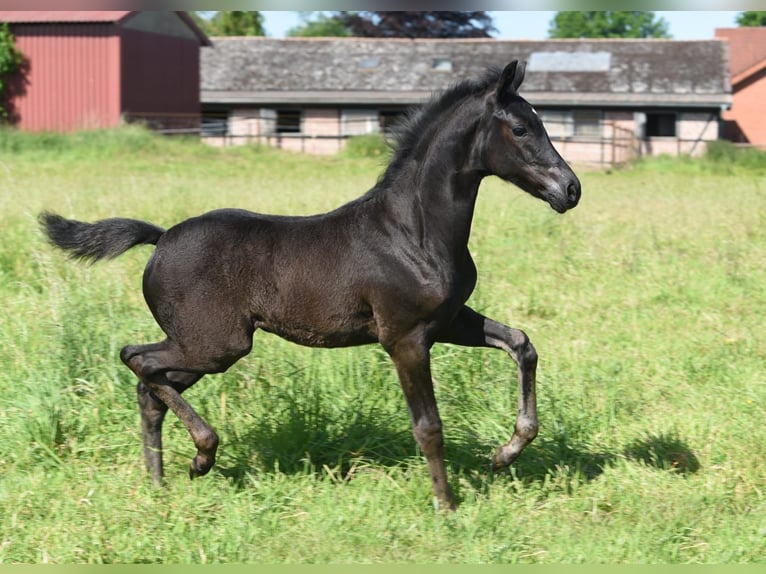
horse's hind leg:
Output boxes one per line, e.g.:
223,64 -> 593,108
437,305 -> 539,470
137,371 -> 201,485
121,340 -> 234,481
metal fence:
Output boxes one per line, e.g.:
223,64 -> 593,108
130,113 -> 724,168
191,115 -> 645,167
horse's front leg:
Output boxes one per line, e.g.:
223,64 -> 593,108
385,329 -> 456,511
437,305 -> 539,470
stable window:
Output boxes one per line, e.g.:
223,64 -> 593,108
276,110 -> 302,134
540,110 -> 573,138
341,109 -> 379,136
573,110 -> 601,138
200,112 -> 229,136
645,112 -> 676,138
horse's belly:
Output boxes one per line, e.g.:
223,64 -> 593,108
258,317 -> 378,348
255,296 -> 379,348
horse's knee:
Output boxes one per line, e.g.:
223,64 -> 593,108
510,330 -> 537,368
413,417 -> 444,454
522,339 -> 538,369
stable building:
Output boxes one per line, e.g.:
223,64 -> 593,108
200,37 -> 732,164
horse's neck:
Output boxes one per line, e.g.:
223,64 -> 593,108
382,111 -> 484,258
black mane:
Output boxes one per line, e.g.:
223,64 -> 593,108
385,67 -> 502,173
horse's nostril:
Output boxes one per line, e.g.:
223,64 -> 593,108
567,181 -> 581,204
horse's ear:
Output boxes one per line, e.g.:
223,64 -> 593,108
496,60 -> 527,100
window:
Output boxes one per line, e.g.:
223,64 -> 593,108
645,113 -> 676,138
358,57 -> 379,69
432,58 -> 453,72
573,110 -> 601,138
342,109 -> 380,136
540,109 -> 602,139
539,110 -> 572,138
201,112 -> 229,136
276,110 -> 302,134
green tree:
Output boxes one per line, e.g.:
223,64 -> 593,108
342,11 -> 496,39
287,12 -> 351,37
0,23 -> 24,120
196,11 -> 265,36
736,11 -> 766,26
549,11 -> 671,39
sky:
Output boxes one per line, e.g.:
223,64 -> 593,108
260,11 -> 742,39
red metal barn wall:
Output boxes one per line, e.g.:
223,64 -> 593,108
120,28 -> 201,130
9,23 -> 121,131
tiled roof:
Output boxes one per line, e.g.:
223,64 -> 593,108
0,11 -> 211,46
715,27 -> 766,83
201,37 -> 731,108
0,11 -> 133,23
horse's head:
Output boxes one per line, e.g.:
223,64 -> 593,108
480,60 -> 581,214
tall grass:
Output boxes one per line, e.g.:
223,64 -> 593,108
0,128 -> 764,563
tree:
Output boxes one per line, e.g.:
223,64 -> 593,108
736,11 -> 766,26
0,23 -> 24,120
548,11 -> 671,39
287,12 -> 351,37
341,11 -> 496,39
194,11 -> 265,36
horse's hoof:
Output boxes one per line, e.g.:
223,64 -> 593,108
491,447 -> 516,471
189,455 -> 214,479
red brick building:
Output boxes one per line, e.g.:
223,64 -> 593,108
715,27 -> 766,147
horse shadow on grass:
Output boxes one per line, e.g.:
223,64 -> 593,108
447,429 -> 700,505
216,404 -> 419,488
215,400 -> 700,495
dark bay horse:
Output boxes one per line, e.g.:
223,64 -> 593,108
40,60 -> 580,510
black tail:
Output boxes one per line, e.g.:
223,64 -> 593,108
39,212 -> 165,264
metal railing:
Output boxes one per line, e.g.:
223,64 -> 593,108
126,113 -> 725,167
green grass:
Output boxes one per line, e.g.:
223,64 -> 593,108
1,128 -> 764,563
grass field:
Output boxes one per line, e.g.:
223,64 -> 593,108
0,128 -> 764,563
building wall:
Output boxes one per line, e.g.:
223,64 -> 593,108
8,23 -> 121,131
280,108 -> 342,154
215,107 -> 344,154
120,23 -> 202,129
637,112 -> 719,157
723,67 -> 766,146
206,105 -> 721,163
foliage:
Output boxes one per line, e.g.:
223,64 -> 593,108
632,140 -> 766,175
0,23 -> 23,120
0,128 -> 765,562
341,11 -> 496,39
193,11 -> 264,36
735,11 -> 766,26
287,12 -> 351,37
548,11 -> 671,39
341,134 -> 391,159
702,140 -> 766,172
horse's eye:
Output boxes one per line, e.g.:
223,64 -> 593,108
512,126 -> 527,137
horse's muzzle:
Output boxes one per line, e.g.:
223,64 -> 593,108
546,176 -> 581,213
